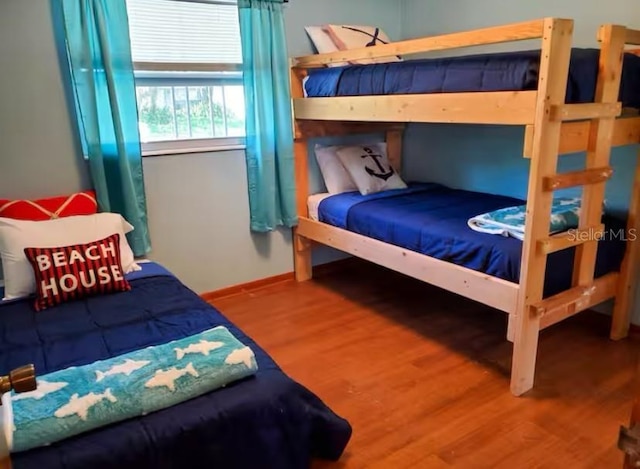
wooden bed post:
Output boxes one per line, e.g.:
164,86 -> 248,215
386,129 -> 403,174
291,65 -> 312,282
511,18 -> 574,396
612,148 -> 640,340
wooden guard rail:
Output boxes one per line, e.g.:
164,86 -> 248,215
294,19 -> 546,68
624,28 -> 640,45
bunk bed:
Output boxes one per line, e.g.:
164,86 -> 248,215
289,18 -> 640,396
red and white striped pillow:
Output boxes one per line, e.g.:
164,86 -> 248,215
23,233 -> 131,311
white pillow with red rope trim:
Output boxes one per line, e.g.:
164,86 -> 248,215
0,213 -> 140,301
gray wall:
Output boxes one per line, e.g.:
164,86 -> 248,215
0,0 -> 404,293
404,0 -> 638,46
0,0 -> 90,198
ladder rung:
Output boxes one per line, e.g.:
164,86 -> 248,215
531,273 -> 618,329
549,102 -> 622,122
532,285 -> 595,317
537,224 -> 605,254
544,166 -> 613,191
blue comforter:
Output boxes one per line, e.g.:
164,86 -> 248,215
0,263 -> 351,469
318,184 -> 626,297
305,49 -> 640,108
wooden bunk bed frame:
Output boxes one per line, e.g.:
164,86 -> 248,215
290,18 -> 640,396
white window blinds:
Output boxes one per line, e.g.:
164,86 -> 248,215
126,0 -> 242,65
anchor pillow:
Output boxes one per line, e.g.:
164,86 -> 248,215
336,143 -> 407,195
24,233 -> 131,311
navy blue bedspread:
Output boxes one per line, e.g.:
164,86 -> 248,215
305,49 -> 640,108
0,263 -> 351,469
318,184 -> 627,297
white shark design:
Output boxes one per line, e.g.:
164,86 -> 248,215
558,198 -> 580,206
96,359 -> 151,382
550,213 -> 567,225
12,380 -> 68,401
503,212 -> 526,221
144,363 -> 199,392
224,347 -> 255,368
175,340 -> 225,360
54,389 -> 117,421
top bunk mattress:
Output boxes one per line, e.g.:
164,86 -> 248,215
304,49 -> 640,108
316,183 -> 627,298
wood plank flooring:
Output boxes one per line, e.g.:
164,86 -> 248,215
212,260 -> 638,469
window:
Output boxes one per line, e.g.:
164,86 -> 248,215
126,0 -> 245,155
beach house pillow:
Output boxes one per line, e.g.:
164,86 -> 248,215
336,143 -> 407,195
323,25 -> 402,65
24,233 -> 131,311
0,190 -> 97,221
314,144 -> 359,194
0,213 -> 140,300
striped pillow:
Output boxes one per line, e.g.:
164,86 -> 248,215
23,234 -> 131,311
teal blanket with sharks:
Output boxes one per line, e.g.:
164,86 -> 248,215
9,326 -> 258,453
467,197 -> 583,240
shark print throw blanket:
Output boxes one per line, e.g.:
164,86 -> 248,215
467,197 -> 583,240
8,326 -> 258,453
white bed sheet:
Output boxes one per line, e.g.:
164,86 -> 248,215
307,193 -> 332,221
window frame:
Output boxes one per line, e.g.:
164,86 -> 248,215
128,0 -> 245,156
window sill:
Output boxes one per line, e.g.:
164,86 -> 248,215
142,144 -> 246,157
141,137 -> 246,157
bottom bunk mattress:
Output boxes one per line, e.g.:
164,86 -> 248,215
316,184 -> 627,297
0,262 -> 351,469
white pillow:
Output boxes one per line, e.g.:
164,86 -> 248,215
304,26 -> 344,68
336,143 -> 407,195
314,144 -> 358,194
0,213 -> 140,300
324,25 -> 402,65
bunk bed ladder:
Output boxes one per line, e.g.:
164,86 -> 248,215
511,22 -> 626,396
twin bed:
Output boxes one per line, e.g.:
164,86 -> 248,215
309,183 -> 627,298
292,19 -> 640,396
0,262 -> 351,468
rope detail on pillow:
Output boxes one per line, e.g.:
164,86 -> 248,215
0,193 -> 97,220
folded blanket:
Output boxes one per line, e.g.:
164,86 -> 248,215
8,326 -> 258,453
467,197 -> 582,240
0,394 -> 10,460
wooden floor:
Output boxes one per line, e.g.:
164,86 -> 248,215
212,260 -> 638,469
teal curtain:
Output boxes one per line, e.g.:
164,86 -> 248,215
239,0 -> 297,232
58,0 -> 151,255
